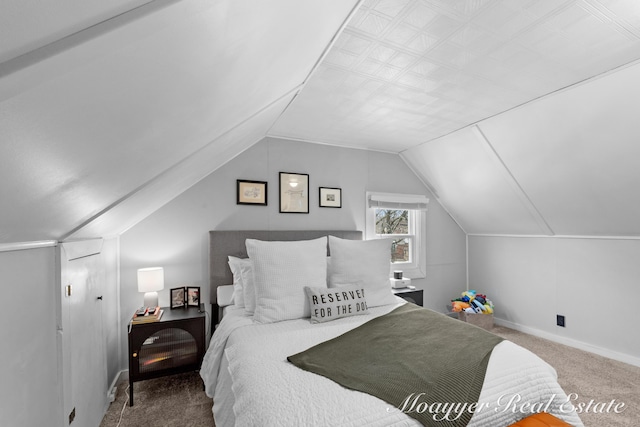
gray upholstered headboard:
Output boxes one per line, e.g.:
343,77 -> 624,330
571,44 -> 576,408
208,230 -> 362,304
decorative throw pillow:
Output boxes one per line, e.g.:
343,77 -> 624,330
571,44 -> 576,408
327,235 -> 397,307
246,237 -> 328,323
305,283 -> 369,323
227,256 -> 246,308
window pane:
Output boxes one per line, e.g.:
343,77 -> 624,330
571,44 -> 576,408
375,209 -> 409,235
390,238 -> 411,263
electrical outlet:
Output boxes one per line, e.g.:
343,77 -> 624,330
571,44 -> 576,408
556,314 -> 565,327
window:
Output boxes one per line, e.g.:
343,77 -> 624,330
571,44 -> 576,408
376,208 -> 412,263
366,192 -> 428,279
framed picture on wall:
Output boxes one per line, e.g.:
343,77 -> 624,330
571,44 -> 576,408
170,287 -> 185,309
237,180 -> 268,206
187,286 -> 200,307
319,187 -> 342,208
279,172 -> 309,213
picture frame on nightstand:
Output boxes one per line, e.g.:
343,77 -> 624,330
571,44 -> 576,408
187,286 -> 200,307
170,287 -> 185,309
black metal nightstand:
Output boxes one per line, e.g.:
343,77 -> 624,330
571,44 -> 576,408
127,305 -> 205,406
392,288 -> 423,306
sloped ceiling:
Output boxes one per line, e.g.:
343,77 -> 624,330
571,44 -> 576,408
471,62 -> 640,236
3,0 -> 640,245
0,0 -> 153,65
0,0 -> 359,244
270,0 -> 640,237
270,0 -> 640,152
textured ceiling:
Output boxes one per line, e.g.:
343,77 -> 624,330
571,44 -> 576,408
270,0 -> 640,152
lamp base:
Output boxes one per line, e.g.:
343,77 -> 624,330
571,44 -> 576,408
143,291 -> 159,308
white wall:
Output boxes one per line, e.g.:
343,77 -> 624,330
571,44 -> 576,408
0,239 -> 120,427
118,137 -> 467,368
469,235 -> 640,366
0,247 -> 61,426
102,237 -> 121,389
58,238 -> 121,426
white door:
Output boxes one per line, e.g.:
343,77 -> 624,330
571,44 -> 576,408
60,241 -> 108,426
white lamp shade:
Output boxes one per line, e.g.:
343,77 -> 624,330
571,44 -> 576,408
137,267 -> 164,293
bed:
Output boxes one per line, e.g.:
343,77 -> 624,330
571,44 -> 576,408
201,230 -> 583,427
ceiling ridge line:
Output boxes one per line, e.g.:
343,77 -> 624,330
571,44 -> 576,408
265,0 -> 366,134
0,240 -> 59,253
582,0 -> 640,41
399,151 -> 470,236
300,0 -> 365,88
472,125 -> 555,236
264,133 -> 399,155
0,0 -> 178,78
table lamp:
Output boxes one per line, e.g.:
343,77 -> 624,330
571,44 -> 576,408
137,267 -> 164,308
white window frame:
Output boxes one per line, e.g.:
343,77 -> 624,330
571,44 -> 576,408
365,192 -> 428,279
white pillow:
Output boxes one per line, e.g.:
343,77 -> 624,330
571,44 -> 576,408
327,235 -> 397,307
305,283 -> 369,323
239,260 -> 256,315
245,237 -> 327,324
227,256 -> 246,308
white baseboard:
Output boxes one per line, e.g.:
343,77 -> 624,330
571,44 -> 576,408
107,369 -> 128,402
494,318 -> 640,368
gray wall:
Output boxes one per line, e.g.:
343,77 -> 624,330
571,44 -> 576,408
0,239 -> 120,427
102,237 -> 121,390
0,247 -> 61,426
469,235 -> 640,366
119,137 -> 467,368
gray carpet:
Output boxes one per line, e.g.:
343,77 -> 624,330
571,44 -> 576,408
99,372 -> 214,427
491,326 -> 639,427
101,326 -> 639,427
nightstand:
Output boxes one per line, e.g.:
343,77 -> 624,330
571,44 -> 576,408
127,305 -> 205,406
393,288 -> 423,306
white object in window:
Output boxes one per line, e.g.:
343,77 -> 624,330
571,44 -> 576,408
365,192 -> 428,279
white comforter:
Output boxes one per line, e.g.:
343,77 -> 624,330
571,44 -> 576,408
201,302 -> 583,427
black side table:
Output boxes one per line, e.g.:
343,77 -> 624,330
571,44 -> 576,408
392,288 -> 424,306
127,305 -> 205,406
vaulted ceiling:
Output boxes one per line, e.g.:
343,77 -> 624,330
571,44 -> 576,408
272,0 -> 640,152
2,0 -> 640,245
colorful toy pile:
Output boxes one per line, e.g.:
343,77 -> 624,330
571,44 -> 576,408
451,290 -> 494,314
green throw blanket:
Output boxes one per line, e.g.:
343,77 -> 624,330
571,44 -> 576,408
288,304 -> 504,426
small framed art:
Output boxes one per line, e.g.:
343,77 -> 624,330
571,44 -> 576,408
187,286 -> 200,308
237,180 -> 267,206
279,172 -> 309,213
170,287 -> 185,309
319,187 -> 342,208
